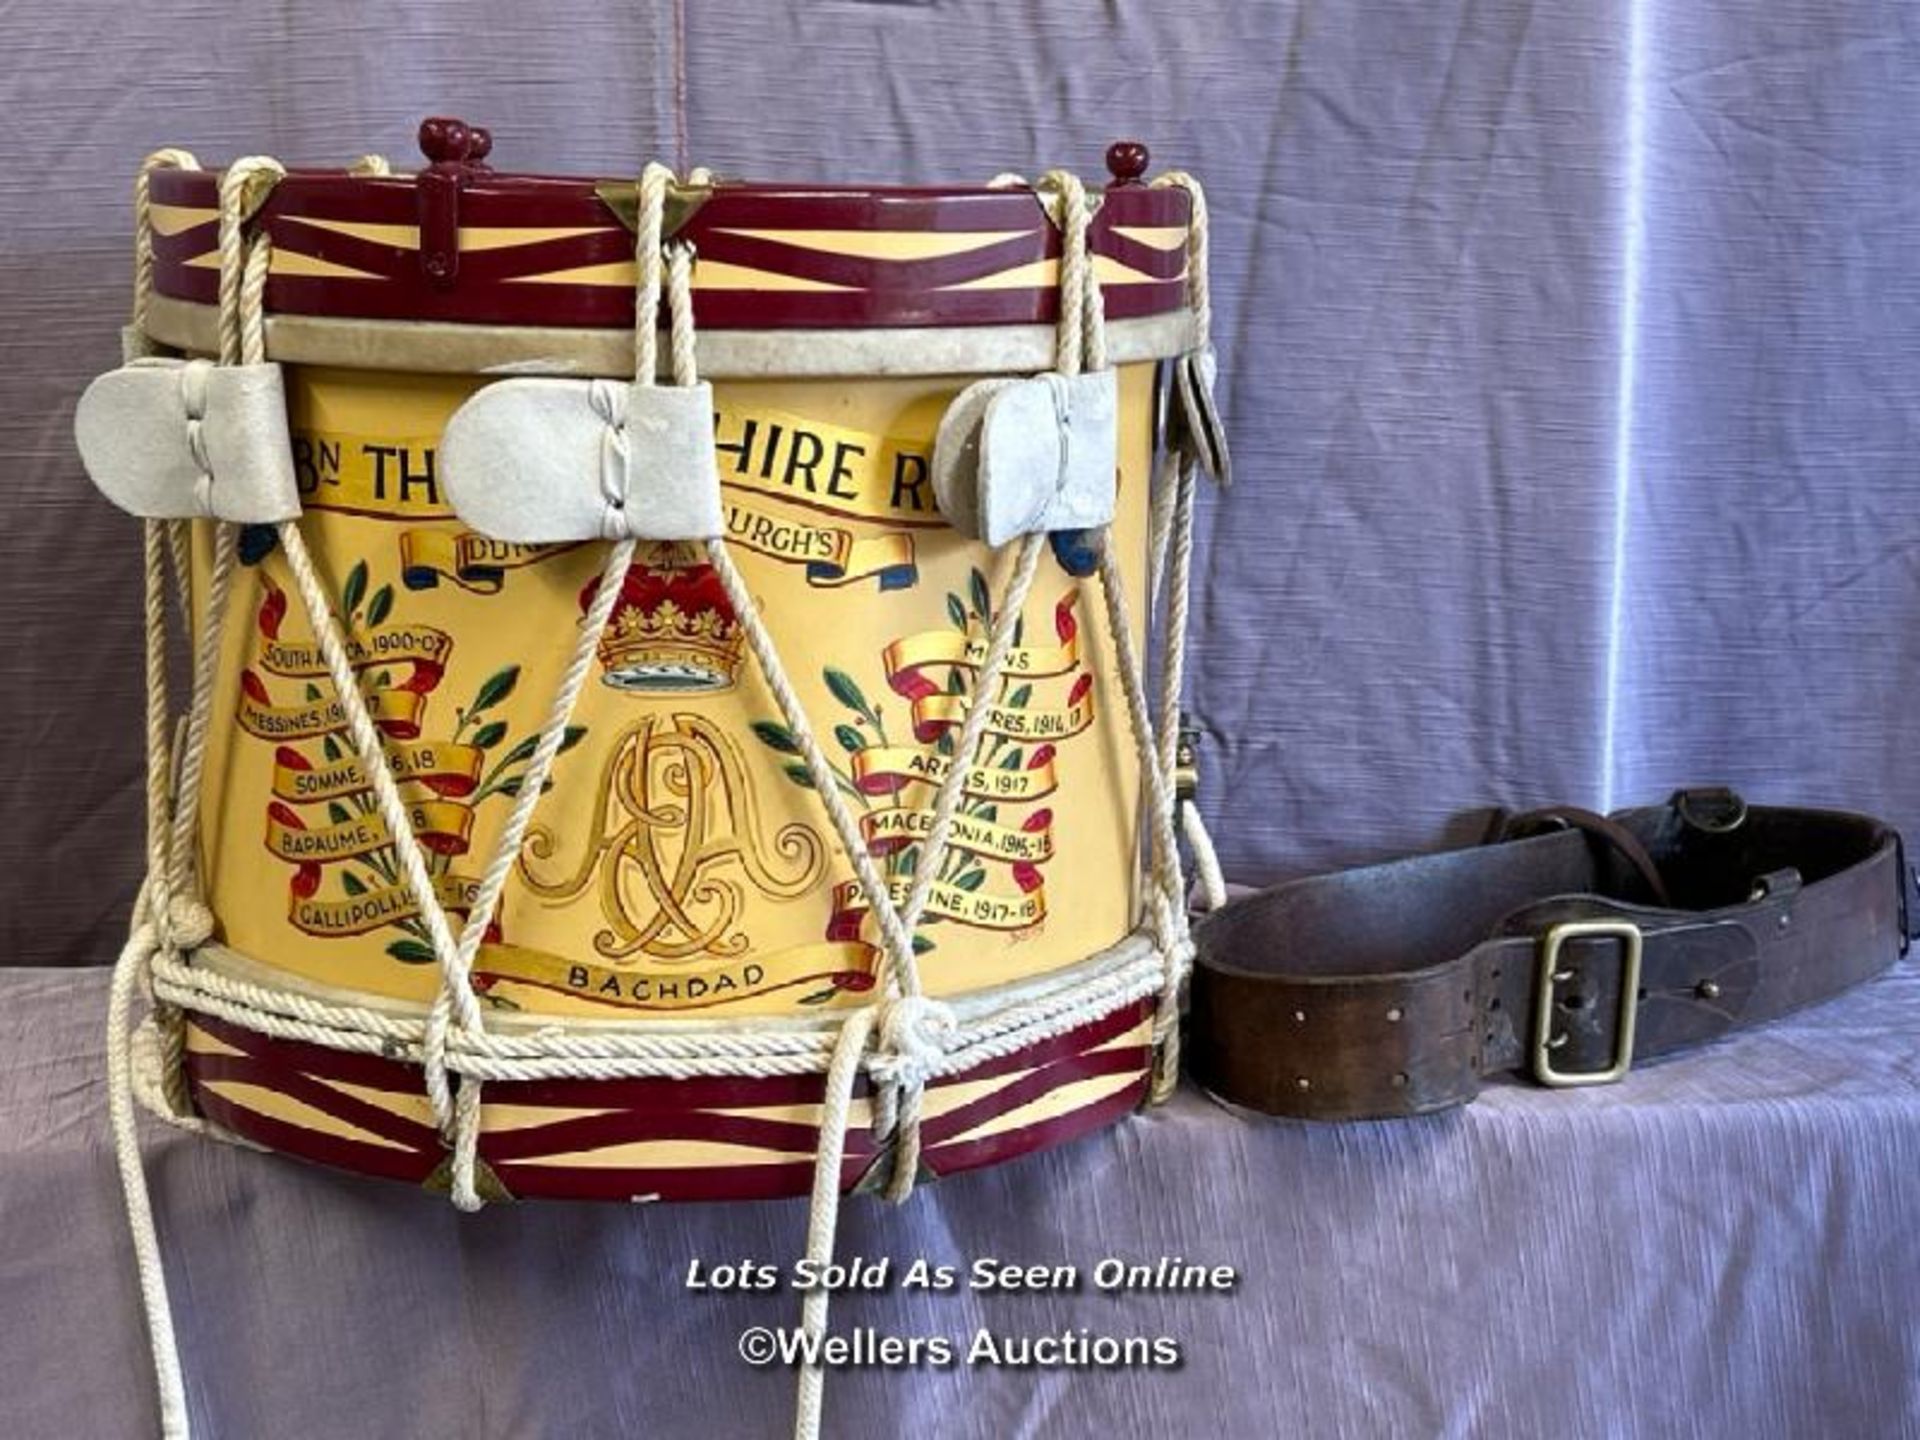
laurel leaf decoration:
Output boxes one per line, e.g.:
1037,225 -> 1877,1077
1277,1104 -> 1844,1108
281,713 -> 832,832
470,665 -> 520,714
752,720 -> 801,755
341,560 -> 369,620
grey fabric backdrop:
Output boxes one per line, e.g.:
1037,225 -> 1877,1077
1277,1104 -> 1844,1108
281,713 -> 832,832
7,0 -> 1919,964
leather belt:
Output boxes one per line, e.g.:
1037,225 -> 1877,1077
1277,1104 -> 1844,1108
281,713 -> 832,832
1188,791 -> 1918,1120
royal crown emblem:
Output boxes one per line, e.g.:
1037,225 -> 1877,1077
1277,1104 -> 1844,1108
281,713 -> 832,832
585,545 -> 745,693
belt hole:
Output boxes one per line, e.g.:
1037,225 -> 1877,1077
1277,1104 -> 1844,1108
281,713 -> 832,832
1294,1077 -> 1311,1091
1561,992 -> 1592,1011
1292,1009 -> 1306,1024
1385,1006 -> 1403,1023
1487,997 -> 1501,1013
1390,1072 -> 1408,1089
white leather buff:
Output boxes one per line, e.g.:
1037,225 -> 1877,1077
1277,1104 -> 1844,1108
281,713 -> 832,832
930,369 -> 1118,546
438,377 -> 724,543
74,358 -> 301,523
927,377 -> 1015,541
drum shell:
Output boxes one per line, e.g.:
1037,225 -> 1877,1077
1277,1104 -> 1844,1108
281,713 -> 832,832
173,359 -> 1160,1200
188,361 -> 1154,1016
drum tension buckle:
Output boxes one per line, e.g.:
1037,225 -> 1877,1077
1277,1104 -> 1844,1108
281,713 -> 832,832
1674,786 -> 1747,834
1174,726 -> 1200,804
1530,918 -> 1641,1088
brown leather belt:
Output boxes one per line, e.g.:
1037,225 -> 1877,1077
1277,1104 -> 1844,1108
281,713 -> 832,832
1188,791 -> 1917,1120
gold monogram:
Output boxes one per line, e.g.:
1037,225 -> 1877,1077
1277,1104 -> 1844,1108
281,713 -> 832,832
519,713 -> 824,960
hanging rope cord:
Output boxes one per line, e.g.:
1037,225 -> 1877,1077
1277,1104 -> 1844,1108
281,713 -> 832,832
1038,166 -> 1197,1101
111,150 -> 289,1440
990,167 -> 1228,1096
419,162 -> 693,1210
128,146 -> 205,923
1147,170 -> 1228,915
209,160 -> 476,1034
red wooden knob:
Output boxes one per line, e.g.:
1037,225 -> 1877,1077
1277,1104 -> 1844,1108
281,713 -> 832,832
418,116 -> 474,166
1105,140 -> 1150,186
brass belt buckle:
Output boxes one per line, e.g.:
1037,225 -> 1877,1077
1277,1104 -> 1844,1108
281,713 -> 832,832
1531,918 -> 1642,1087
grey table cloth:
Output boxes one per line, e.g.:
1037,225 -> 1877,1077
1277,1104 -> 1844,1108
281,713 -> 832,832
3,963 -> 1914,1438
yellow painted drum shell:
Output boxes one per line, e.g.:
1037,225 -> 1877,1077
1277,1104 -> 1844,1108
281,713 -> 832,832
193,365 -> 1155,1020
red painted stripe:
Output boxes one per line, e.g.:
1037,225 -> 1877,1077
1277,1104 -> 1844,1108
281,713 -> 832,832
491,1154 -> 847,1203
152,220 -> 219,260
489,1079 -> 1146,1202
935,1000 -> 1150,1085
687,228 -> 1048,294
443,229 -> 638,285
495,1069 -> 835,1110
681,187 -> 1186,235
186,1050 -> 440,1151
151,222 -> 219,307
268,220 -> 419,284
925,1073 -> 1147,1177
1094,228 -> 1190,283
268,220 -> 638,290
918,1043 -> 1149,1151
481,1103 -> 835,1163
160,267 -> 218,307
191,1013 -> 427,1093
190,1086 -> 441,1186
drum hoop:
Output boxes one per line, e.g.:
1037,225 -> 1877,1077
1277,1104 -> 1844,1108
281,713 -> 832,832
139,295 -> 1197,379
182,928 -> 1162,1041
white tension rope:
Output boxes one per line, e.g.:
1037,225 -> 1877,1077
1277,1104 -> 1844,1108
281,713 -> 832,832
102,152 -> 1223,1440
